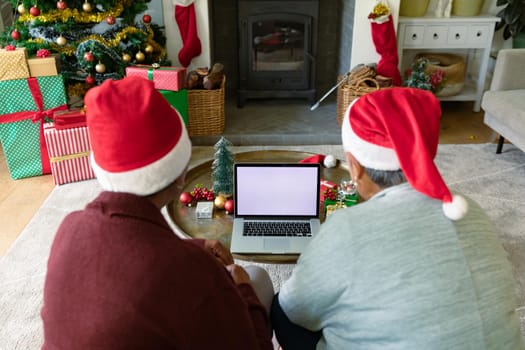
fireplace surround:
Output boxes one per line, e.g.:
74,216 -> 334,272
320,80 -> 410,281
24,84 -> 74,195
237,0 -> 319,106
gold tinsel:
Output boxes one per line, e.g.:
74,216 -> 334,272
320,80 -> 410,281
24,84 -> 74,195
18,0 -> 132,24
67,83 -> 90,97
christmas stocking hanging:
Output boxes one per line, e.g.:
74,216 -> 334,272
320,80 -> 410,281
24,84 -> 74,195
174,0 -> 201,67
368,2 -> 402,86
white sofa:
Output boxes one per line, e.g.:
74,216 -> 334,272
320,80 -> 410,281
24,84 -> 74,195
482,48 -> 525,153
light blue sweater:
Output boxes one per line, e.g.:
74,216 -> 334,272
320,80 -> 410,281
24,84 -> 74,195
279,183 -> 524,350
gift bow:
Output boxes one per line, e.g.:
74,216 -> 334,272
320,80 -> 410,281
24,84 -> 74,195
36,49 -> 51,58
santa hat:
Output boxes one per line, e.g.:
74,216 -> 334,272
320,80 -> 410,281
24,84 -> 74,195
84,76 -> 191,196
341,87 -> 468,220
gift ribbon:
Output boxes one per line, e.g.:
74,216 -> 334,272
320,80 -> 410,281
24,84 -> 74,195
0,77 -> 68,174
49,151 -> 91,163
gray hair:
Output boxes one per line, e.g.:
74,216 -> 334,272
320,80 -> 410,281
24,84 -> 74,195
363,167 -> 407,189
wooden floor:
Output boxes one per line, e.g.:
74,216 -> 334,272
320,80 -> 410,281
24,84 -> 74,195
0,101 -> 496,257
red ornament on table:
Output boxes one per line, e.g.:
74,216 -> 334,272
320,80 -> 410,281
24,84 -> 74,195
10,30 -> 21,40
142,14 -> 152,24
106,16 -> 116,25
224,199 -> 234,214
57,1 -> 67,10
29,6 -> 40,16
179,191 -> 194,206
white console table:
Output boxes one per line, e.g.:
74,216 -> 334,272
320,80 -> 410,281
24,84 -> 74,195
397,16 -> 500,112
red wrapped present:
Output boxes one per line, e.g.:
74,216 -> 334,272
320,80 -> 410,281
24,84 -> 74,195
44,122 -> 95,185
320,179 -> 337,203
53,109 -> 86,130
125,65 -> 186,91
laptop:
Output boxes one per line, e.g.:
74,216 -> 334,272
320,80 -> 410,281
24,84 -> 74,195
230,163 -> 321,254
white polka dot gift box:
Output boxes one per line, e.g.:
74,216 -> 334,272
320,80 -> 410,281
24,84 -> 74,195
0,75 -> 67,180
43,117 -> 95,186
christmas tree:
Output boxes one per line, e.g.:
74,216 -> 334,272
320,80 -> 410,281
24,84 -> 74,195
211,137 -> 234,196
0,0 -> 169,98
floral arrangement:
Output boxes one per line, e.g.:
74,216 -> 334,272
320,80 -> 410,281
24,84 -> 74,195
404,57 -> 445,94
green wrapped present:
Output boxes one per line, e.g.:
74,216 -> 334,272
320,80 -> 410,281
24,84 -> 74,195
0,75 -> 68,179
159,89 -> 188,126
324,194 -> 358,217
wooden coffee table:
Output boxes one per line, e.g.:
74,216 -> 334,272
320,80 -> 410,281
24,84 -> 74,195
167,150 -> 351,263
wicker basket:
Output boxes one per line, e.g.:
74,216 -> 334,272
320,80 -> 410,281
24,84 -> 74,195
187,76 -> 226,136
336,67 -> 383,126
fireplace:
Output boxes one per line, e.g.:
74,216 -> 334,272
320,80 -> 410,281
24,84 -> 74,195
237,0 -> 319,107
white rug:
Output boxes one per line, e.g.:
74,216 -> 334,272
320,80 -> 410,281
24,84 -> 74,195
1,144 -> 524,349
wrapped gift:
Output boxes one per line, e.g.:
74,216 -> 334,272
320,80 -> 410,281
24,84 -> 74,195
324,194 -> 358,217
27,54 -> 61,77
0,47 -> 30,81
159,89 -> 188,125
44,122 -> 95,185
53,108 -> 86,130
126,65 -> 186,91
0,75 -> 68,179
320,179 -> 337,204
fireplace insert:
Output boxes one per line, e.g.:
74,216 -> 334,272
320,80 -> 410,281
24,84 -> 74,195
238,0 -> 319,106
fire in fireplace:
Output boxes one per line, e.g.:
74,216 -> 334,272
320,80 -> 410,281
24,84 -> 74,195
237,0 -> 319,107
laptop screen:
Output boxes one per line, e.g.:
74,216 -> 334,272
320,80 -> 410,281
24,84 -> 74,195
234,163 -> 320,218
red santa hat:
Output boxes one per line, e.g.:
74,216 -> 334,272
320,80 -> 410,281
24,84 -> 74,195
341,87 -> 468,220
84,76 -> 191,196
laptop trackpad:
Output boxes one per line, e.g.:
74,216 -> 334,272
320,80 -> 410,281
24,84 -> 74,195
263,239 -> 290,253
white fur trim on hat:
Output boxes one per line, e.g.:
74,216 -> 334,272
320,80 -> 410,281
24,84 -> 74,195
442,194 -> 468,221
91,124 -> 192,196
341,99 -> 400,171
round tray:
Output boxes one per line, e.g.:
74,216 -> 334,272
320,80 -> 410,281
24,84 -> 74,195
167,150 -> 350,263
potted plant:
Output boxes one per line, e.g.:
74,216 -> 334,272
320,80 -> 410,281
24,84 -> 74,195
495,0 -> 525,47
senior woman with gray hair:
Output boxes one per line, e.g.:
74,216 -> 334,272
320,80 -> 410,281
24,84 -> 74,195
271,87 -> 525,350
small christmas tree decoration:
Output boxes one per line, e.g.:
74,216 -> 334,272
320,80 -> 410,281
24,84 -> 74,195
10,30 -> 21,40
17,4 -> 26,14
214,194 -> 226,209
122,53 -> 132,63
179,191 -> 193,206
29,5 -> 40,16
135,51 -> 145,62
82,0 -> 92,12
83,51 -> 94,62
57,1 -> 67,10
211,137 -> 234,196
144,44 -> 154,54
85,75 -> 95,85
106,16 -> 116,25
224,199 -> 234,214
56,35 -> 67,45
95,62 -> 106,73
143,14 -> 152,24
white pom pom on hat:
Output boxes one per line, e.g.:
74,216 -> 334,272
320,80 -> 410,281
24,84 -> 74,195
341,87 -> 468,221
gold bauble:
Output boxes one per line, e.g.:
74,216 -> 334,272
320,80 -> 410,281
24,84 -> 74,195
122,53 -> 132,62
144,44 -> 154,54
135,51 -> 145,62
214,195 -> 226,209
95,62 -> 106,73
56,35 -> 67,46
17,4 -> 26,14
82,1 -> 92,12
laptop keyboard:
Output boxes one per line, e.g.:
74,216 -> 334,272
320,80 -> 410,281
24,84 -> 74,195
243,221 -> 312,237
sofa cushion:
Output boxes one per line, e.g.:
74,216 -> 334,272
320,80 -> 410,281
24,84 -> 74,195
481,89 -> 525,133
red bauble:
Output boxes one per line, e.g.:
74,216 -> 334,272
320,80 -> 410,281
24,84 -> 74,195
142,14 -> 152,24
10,30 -> 21,40
179,191 -> 194,205
85,75 -> 96,85
224,199 -> 234,214
83,51 -> 94,62
106,16 -> 116,25
57,1 -> 67,10
29,6 -> 40,16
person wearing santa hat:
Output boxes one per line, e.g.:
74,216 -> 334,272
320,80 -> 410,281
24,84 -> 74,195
271,88 -> 524,350
41,76 -> 274,349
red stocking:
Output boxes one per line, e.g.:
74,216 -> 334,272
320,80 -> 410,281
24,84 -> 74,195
174,0 -> 201,67
370,14 -> 402,86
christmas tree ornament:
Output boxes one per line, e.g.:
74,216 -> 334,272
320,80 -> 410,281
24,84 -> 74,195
10,30 -> 21,40
144,44 -> 154,54
214,195 -> 226,209
83,51 -> 94,62
56,0 -> 67,10
17,4 -> 26,14
179,191 -> 193,206
142,13 -> 152,24
95,62 -> 106,73
174,0 -> 202,67
82,0 -> 92,12
106,16 -> 116,25
56,35 -> 67,45
122,53 -> 132,62
85,75 -> 95,85
29,5 -> 40,16
211,137 -> 234,196
224,199 -> 234,214
135,51 -> 145,62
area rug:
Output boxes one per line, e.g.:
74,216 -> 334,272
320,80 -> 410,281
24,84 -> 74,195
1,144 -> 524,348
